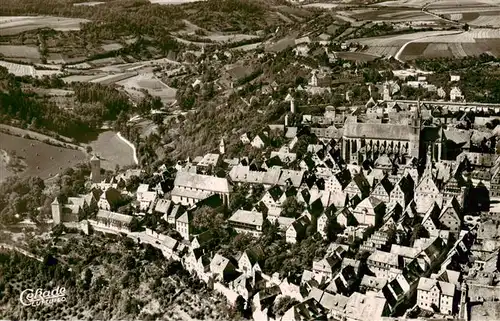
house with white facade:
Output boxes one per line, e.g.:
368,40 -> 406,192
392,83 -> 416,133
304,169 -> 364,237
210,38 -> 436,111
228,210 -> 264,237
171,172 -> 231,206
367,250 -> 402,279
450,87 -> 464,101
417,277 -> 456,315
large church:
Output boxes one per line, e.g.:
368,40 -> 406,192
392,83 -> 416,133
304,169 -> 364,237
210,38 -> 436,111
341,101 -> 421,165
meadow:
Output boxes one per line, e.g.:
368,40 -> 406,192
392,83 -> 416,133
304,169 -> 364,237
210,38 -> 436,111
0,132 -> 85,182
88,131 -> 136,171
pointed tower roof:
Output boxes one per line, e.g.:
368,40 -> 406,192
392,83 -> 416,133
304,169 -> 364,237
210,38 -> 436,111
91,154 -> 99,161
423,145 -> 433,178
52,197 -> 60,205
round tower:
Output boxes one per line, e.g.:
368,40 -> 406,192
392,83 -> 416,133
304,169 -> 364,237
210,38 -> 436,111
219,137 -> 225,155
51,197 -> 62,225
90,154 -> 101,184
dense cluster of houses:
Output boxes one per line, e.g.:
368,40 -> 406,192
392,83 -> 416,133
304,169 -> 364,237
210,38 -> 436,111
51,95 -> 500,320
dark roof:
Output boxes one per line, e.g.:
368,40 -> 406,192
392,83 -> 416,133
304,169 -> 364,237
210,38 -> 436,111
421,126 -> 442,142
195,194 -> 223,209
344,122 -> 412,140
268,185 -> 284,202
335,170 -> 352,189
379,177 -> 394,194
352,173 -> 371,194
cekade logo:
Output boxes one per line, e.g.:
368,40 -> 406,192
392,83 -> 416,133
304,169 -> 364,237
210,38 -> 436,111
19,286 -> 67,307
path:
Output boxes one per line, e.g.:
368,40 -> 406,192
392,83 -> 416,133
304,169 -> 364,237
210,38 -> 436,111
116,132 -> 139,165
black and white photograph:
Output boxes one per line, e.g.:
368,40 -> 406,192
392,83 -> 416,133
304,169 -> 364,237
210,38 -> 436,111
0,0 -> 500,320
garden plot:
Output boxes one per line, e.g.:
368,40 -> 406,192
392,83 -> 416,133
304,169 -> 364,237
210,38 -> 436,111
0,16 -> 89,36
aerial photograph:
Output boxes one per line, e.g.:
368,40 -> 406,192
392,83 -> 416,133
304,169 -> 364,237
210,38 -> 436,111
1,0 -> 500,320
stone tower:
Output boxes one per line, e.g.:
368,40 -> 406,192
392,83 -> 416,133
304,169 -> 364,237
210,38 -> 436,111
219,137 -> 225,155
409,99 -> 421,159
51,197 -> 62,225
90,154 -> 101,184
459,282 -> 468,320
383,81 -> 392,101
290,98 -> 295,114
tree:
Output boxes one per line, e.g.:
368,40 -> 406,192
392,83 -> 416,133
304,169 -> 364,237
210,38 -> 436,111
410,223 -> 428,245
229,233 -> 255,252
273,296 -> 299,317
324,218 -> 343,242
192,206 -> 224,233
281,197 -> 304,218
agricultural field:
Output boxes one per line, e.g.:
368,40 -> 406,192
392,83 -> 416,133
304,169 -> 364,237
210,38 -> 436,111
398,29 -> 500,60
344,8 -> 440,23
149,0 -> 206,4
0,60 -> 35,77
351,30 -> 461,58
117,73 -> 177,103
88,131 -> 136,171
435,9 -> 500,27
376,0 -> 493,8
0,45 -> 40,63
62,74 -> 108,83
0,16 -> 90,36
0,132 -> 85,182
73,1 -> 105,6
90,72 -> 136,85
335,51 -> 379,62
302,3 -> 339,9
202,34 -> 259,43
101,43 -> 124,52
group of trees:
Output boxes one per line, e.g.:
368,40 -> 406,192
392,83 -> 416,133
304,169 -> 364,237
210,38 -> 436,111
0,232 -> 233,320
0,176 -> 46,225
0,67 -> 137,140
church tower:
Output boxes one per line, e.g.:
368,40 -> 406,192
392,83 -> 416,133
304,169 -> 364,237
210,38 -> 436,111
219,137 -> 225,155
290,97 -> 296,114
459,282 -> 468,320
51,197 -> 62,225
409,99 -> 421,159
383,81 -> 392,101
90,154 -> 101,184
